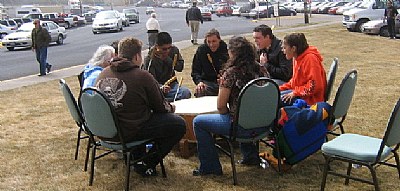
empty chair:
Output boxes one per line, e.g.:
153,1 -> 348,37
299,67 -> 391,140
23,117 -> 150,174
79,87 -> 166,191
59,79 -> 91,171
325,58 -> 339,102
214,77 -> 281,185
327,70 -> 358,136
320,98 -> 400,191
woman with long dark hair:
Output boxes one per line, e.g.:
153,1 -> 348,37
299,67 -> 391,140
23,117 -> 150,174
192,36 -> 267,176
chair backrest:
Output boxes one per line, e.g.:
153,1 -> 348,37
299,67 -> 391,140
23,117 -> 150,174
79,87 -> 120,141
325,58 -> 339,102
59,79 -> 84,125
380,98 -> 400,149
331,70 -> 357,121
234,77 -> 280,132
77,71 -> 84,90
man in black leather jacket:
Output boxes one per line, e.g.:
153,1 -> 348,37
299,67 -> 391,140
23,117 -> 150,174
253,24 -> 292,85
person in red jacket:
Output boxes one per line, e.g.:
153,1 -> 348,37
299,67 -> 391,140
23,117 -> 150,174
280,33 -> 326,105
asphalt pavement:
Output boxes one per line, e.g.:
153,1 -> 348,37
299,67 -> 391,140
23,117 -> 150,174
0,20 -> 340,92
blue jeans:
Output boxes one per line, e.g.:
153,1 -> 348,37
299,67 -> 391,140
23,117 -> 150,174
165,81 -> 191,101
193,114 -> 268,173
35,47 -> 50,75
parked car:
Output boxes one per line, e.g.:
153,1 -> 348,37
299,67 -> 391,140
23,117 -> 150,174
216,6 -> 233,17
0,19 -> 18,30
92,10 -> 123,34
247,6 -> 296,19
119,12 -> 130,27
2,21 -> 67,51
122,8 -> 139,23
232,5 -> 241,16
0,24 -> 14,39
199,7 -> 212,21
146,7 -> 155,15
12,18 -> 32,27
84,12 -> 96,23
362,19 -> 400,37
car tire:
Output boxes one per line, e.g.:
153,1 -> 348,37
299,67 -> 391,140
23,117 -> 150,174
65,22 -> 70,29
7,47 -> 14,51
355,19 -> 368,33
290,12 -> 295,16
120,24 -> 123,31
56,35 -> 64,45
379,26 -> 389,37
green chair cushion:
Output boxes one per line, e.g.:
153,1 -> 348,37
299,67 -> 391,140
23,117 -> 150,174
322,133 -> 392,162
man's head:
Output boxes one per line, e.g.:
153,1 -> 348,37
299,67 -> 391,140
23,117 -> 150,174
205,28 -> 221,52
387,1 -> 393,7
155,32 -> 173,58
192,1 -> 197,7
118,37 -> 142,64
282,33 -> 309,59
253,24 -> 274,50
151,13 -> 157,18
33,19 -> 41,29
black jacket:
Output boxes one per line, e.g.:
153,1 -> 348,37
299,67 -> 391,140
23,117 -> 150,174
257,36 -> 293,82
186,6 -> 203,24
191,41 -> 228,84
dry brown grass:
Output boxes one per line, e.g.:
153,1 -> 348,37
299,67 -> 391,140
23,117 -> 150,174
0,23 -> 399,191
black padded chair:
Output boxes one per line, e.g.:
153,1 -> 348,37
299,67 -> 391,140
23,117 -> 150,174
59,79 -> 91,171
327,70 -> 358,136
325,58 -> 339,102
79,87 -> 166,191
214,77 -> 281,185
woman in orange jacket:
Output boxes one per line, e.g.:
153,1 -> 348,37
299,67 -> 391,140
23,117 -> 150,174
280,33 -> 326,105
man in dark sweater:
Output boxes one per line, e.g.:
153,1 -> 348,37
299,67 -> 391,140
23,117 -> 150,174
253,24 -> 293,85
96,37 -> 186,177
31,19 -> 52,76
186,1 -> 203,44
191,28 -> 228,97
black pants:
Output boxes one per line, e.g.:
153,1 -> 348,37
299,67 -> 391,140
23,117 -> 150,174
388,18 -> 396,38
129,113 -> 186,167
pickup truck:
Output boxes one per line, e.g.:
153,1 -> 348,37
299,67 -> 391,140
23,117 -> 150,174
23,13 -> 66,28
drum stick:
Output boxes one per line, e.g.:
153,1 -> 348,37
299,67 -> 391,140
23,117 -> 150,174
173,77 -> 183,102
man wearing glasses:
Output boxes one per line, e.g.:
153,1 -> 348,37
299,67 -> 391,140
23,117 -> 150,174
31,19 -> 52,76
143,32 -> 191,101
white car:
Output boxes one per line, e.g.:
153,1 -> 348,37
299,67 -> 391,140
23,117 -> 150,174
0,24 -> 14,39
2,21 -> 67,51
92,10 -> 123,34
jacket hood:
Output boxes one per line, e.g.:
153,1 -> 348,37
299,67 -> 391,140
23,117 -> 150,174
109,57 -> 138,72
296,46 -> 323,63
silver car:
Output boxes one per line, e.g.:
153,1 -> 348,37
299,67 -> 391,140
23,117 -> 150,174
362,19 -> 400,37
2,21 -> 67,51
122,8 -> 139,23
92,10 -> 123,34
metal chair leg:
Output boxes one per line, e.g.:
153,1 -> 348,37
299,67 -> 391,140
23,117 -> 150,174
84,138 -> 91,171
125,151 -> 131,191
89,144 -> 97,186
228,141 -> 237,185
320,156 -> 330,191
368,165 -> 380,191
75,128 -> 82,160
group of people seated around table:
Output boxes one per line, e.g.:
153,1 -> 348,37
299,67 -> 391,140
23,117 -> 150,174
79,24 -> 327,177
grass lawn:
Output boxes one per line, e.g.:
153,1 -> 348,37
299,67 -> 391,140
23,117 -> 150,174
0,23 -> 399,191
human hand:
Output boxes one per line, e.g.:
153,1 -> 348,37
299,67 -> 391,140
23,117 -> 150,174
161,85 -> 171,94
260,53 -> 268,65
281,92 -> 295,104
195,82 -> 207,95
170,103 -> 176,113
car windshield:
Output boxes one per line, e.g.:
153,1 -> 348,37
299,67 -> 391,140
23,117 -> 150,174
16,23 -> 34,32
358,1 -> 372,9
96,12 -> 116,19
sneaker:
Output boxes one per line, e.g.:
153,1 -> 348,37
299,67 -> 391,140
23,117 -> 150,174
133,162 -> 158,177
260,152 -> 291,172
46,64 -> 52,73
191,40 -> 194,44
38,74 -> 46,77
192,168 -> 223,176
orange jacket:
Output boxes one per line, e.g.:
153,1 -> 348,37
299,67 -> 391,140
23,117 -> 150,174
279,46 -> 326,105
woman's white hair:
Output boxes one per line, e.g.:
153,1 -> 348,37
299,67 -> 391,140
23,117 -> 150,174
88,45 -> 115,67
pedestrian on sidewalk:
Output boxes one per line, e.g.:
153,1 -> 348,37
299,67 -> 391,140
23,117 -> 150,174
146,13 -> 160,48
186,1 -> 203,45
384,1 -> 398,39
31,19 -> 52,76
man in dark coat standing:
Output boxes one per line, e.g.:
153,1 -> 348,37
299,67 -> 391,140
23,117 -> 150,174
186,1 -> 203,45
31,19 -> 52,76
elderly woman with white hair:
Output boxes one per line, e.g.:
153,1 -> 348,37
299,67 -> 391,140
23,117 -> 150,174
82,45 -> 115,90
146,13 -> 160,48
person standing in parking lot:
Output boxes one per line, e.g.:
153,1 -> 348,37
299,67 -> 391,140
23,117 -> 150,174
146,13 -> 160,48
31,19 -> 52,76
186,1 -> 203,45
384,1 -> 398,39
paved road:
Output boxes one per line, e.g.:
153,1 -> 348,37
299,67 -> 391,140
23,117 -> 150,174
0,7 -> 342,81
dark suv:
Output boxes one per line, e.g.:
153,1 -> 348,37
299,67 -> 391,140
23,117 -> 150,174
123,8 -> 139,23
